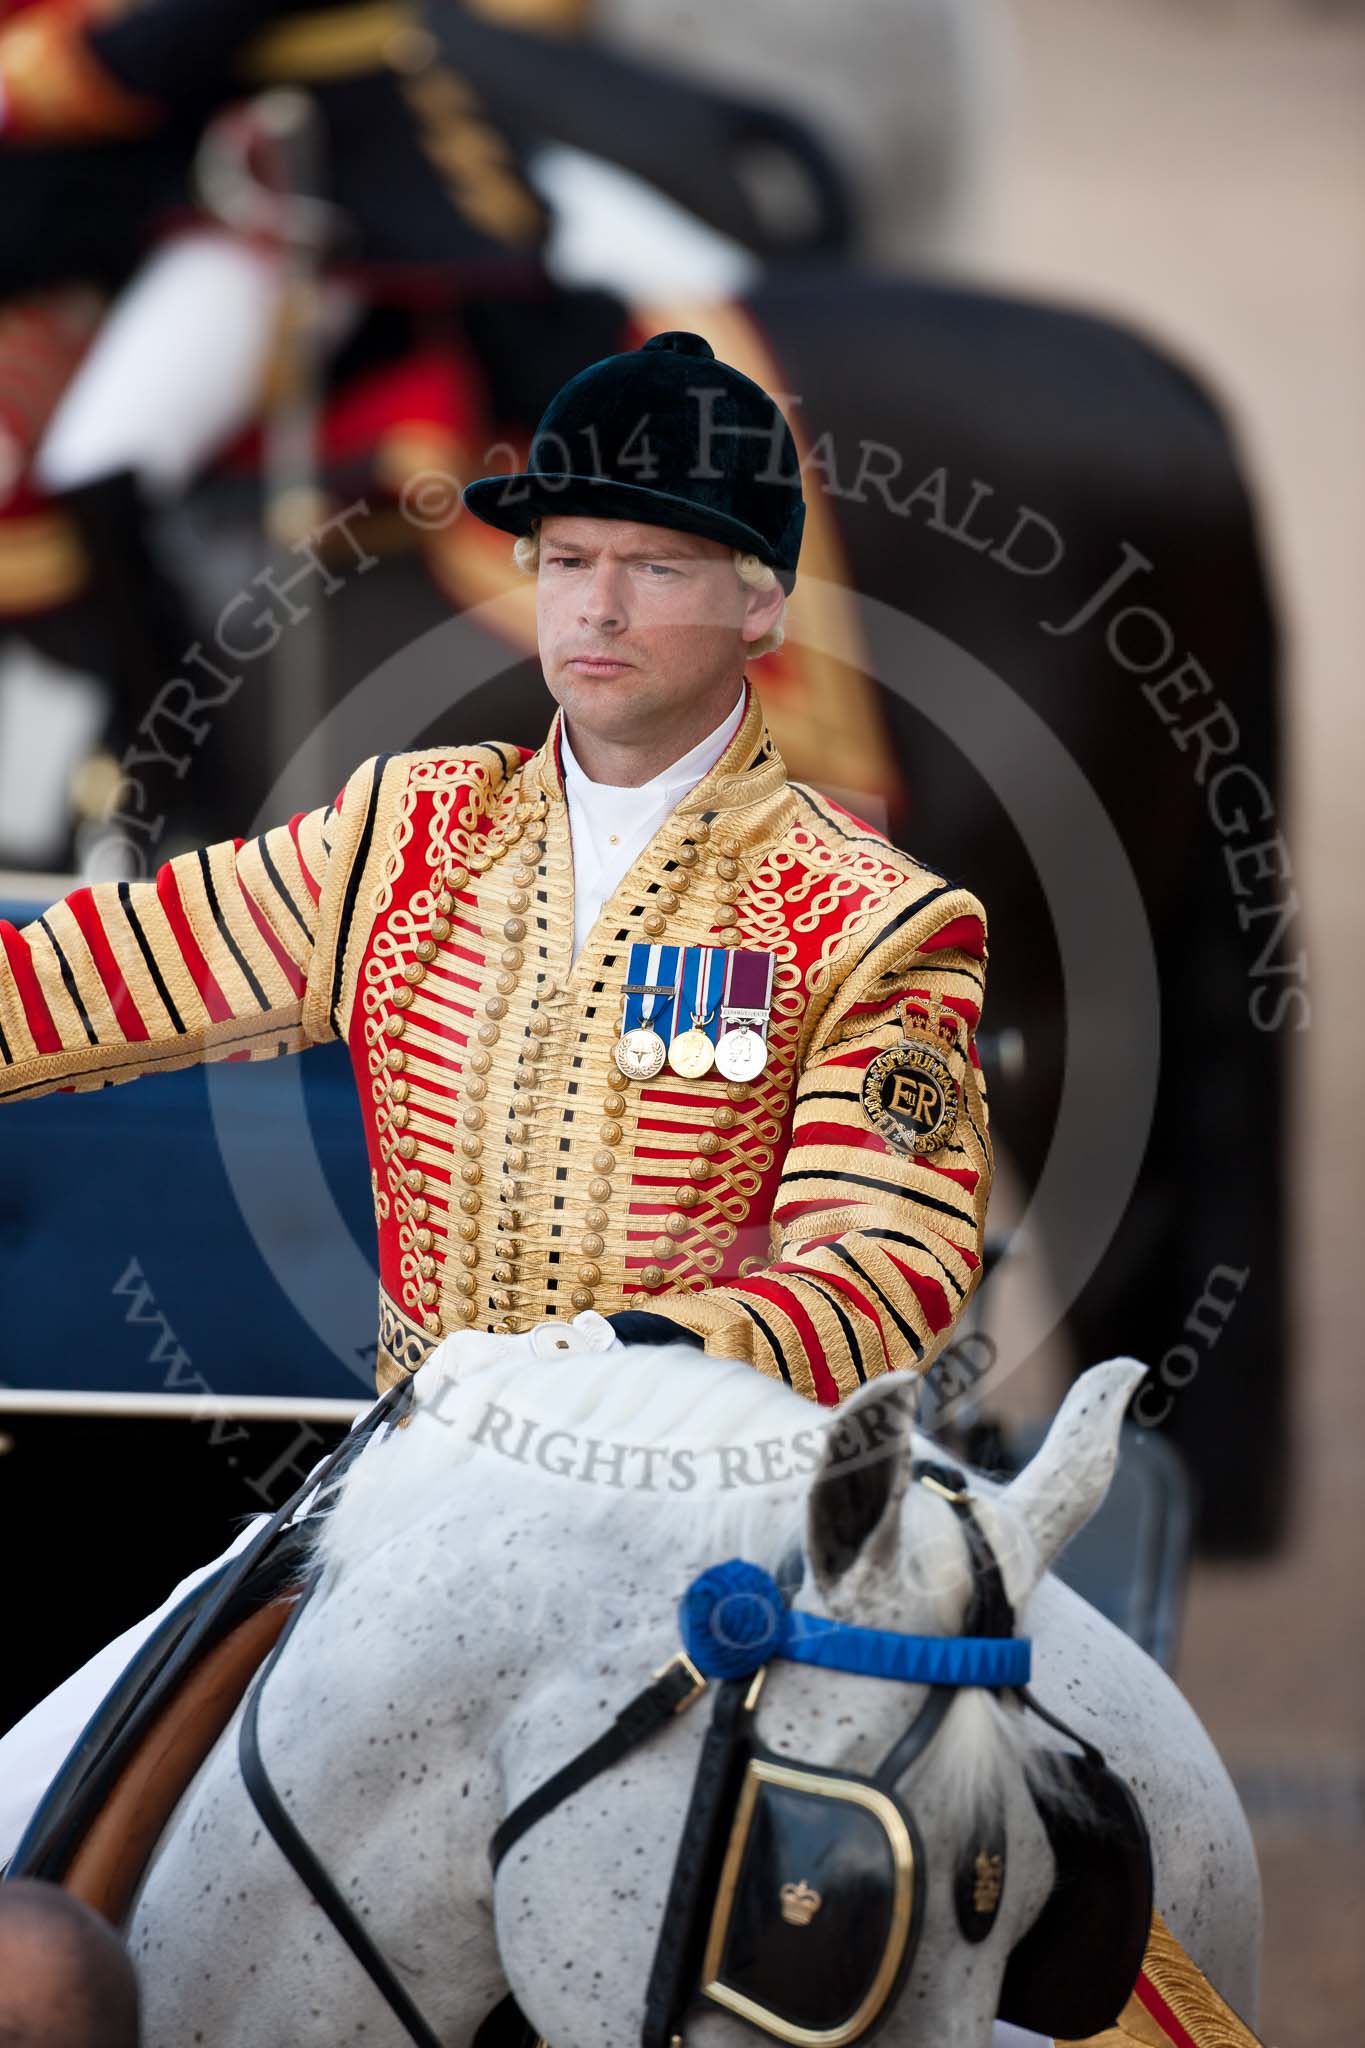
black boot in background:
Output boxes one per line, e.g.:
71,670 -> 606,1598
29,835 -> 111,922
52,465 -> 200,759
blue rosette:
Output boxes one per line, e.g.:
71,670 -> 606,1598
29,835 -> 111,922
679,1559 -> 787,1679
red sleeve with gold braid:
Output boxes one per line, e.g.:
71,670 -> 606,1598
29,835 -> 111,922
646,888 -> 992,1402
0,0 -> 163,142
0,806 -> 334,1103
1060,1911 -> 1267,2048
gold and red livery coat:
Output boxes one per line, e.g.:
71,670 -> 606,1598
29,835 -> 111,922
0,689 -> 992,1400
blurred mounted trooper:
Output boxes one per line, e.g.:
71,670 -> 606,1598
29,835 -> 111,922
0,330 -> 993,1860
0,0 -> 619,837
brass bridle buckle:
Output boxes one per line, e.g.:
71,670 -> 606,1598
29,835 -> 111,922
653,1648 -> 709,1714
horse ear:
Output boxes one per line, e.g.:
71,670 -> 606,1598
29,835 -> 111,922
1002,1358 -> 1147,1575
806,1372 -> 920,1598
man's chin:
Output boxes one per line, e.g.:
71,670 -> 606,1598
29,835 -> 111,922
552,667 -> 652,718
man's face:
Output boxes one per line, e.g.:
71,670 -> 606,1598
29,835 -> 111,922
534,515 -> 780,747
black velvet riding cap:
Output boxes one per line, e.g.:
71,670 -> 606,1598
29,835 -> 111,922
462,331 -> 805,586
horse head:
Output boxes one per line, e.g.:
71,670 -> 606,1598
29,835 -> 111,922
124,1345 -> 1262,2048
783,1354 -> 1150,2047
493,1353 -> 1149,2048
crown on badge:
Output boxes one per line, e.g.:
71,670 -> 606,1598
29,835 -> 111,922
779,1878 -> 823,1927
901,992 -> 964,1050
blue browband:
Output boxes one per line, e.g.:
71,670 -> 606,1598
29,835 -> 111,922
679,1558 -> 1032,1690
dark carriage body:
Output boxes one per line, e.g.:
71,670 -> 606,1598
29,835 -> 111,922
748,272 -> 1288,1552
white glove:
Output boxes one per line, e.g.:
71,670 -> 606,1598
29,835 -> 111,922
525,1309 -> 621,1358
412,1309 -> 621,1402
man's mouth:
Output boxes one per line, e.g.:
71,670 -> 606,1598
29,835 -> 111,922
566,655 -> 634,676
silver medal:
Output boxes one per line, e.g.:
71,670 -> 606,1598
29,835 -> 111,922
715,1024 -> 768,1082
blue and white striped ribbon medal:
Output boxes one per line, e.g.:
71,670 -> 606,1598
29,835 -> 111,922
614,942 -> 680,1081
666,946 -> 727,1078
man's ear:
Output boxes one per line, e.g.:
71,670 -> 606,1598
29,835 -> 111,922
740,574 -> 786,646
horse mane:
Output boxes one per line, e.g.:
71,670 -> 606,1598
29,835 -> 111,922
313,1337 -> 815,1584
314,1339 -> 1093,1825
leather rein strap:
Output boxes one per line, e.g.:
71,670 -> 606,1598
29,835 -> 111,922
238,1575 -> 449,2048
9,1376 -> 412,1887
640,1677 -> 759,2048
490,1655 -> 706,1873
240,1633 -> 707,2046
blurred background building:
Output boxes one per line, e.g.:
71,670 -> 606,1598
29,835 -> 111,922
975,9 -> 1362,2042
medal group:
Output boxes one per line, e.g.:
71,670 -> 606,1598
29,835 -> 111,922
614,942 -> 776,1085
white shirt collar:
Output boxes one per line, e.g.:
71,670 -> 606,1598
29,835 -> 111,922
558,687 -> 747,813
559,688 -> 747,961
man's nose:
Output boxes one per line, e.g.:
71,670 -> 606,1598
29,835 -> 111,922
579,561 -> 627,630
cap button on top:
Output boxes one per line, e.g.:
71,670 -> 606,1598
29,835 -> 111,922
642,331 -> 716,360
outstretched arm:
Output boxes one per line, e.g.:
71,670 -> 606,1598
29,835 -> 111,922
0,804 -> 335,1102
643,886 -> 993,1402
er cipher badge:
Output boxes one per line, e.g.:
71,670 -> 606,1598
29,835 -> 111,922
861,995 -> 964,1156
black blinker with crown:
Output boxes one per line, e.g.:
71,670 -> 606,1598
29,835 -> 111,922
462,331 -> 805,587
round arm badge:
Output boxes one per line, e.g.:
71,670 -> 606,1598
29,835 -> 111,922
861,995 -> 965,1156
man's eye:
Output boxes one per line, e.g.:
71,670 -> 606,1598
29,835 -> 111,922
548,555 -> 584,569
641,563 -> 676,577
